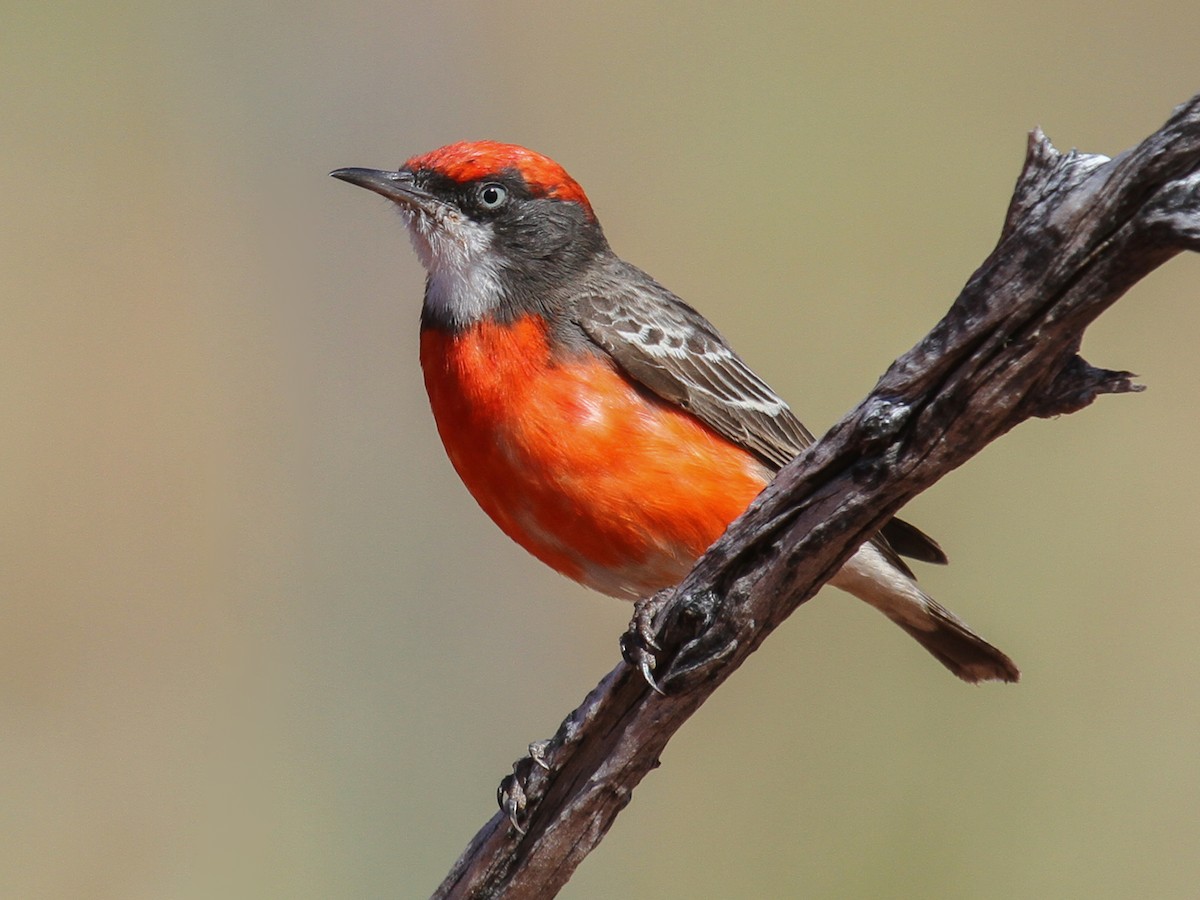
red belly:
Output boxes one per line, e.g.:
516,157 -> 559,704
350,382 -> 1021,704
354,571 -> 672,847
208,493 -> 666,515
420,315 -> 770,599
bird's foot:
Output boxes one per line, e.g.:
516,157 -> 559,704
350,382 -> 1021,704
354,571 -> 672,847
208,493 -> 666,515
621,590 -> 671,694
496,740 -> 554,834
621,588 -> 736,693
527,738 -> 552,770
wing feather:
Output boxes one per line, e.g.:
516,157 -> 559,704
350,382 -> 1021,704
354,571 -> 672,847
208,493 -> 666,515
574,262 -> 946,568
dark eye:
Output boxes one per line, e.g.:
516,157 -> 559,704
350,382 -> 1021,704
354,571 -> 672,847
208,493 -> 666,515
478,183 -> 508,210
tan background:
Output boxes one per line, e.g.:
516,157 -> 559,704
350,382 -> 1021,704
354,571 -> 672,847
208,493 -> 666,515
4,3 -> 1199,897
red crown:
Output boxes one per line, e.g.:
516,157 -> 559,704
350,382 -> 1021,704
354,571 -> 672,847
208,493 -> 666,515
405,141 -> 593,217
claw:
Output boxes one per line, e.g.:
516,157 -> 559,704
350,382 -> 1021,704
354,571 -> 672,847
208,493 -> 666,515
528,739 -> 551,771
621,591 -> 672,694
496,740 -> 555,833
639,653 -> 666,696
632,593 -> 666,651
497,773 -> 528,834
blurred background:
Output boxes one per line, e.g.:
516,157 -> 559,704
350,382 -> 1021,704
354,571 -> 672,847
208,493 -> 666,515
4,2 -> 1198,897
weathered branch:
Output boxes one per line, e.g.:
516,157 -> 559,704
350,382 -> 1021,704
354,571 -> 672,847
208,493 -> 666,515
433,92 -> 1200,899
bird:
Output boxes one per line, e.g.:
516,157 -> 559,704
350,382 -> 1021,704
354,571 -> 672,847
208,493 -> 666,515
331,141 -> 1018,684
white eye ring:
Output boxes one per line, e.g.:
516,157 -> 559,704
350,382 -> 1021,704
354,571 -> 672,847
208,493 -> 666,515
478,183 -> 508,209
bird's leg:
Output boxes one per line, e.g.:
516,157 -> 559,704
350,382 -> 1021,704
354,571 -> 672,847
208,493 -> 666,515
496,739 -> 553,834
623,586 -> 741,693
621,589 -> 673,694
497,768 -> 531,834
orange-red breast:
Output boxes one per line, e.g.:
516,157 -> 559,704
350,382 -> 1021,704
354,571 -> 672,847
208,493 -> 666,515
332,141 -> 1018,683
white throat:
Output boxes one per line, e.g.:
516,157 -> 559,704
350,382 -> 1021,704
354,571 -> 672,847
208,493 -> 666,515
401,207 -> 504,325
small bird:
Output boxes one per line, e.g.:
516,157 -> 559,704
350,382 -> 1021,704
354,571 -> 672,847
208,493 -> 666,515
332,142 -> 1018,683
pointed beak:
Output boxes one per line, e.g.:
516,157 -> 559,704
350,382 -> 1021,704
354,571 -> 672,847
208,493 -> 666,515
330,167 -> 439,213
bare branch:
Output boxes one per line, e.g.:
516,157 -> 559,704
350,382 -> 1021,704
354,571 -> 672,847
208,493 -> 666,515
433,92 -> 1200,899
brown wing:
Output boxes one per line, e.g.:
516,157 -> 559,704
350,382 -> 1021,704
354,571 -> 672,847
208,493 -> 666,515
575,273 -> 814,469
574,263 -> 947,568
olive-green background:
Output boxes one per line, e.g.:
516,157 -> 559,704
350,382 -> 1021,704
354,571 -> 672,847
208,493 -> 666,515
5,3 -> 1198,897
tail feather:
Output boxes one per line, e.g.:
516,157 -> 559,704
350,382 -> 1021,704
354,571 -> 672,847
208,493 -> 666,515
892,596 -> 1020,684
830,542 -> 1019,684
